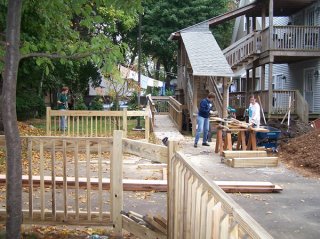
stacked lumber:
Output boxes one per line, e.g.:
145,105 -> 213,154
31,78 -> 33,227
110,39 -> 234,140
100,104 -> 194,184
121,211 -> 167,238
223,150 -> 279,168
214,181 -> 282,193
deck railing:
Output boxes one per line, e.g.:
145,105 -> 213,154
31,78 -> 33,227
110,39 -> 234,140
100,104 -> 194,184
223,31 -> 260,67
168,151 -> 273,239
46,107 -> 150,139
224,26 -> 320,68
230,90 -> 297,114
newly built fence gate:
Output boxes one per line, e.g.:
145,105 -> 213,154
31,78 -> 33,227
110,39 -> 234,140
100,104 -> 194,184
0,131 -> 273,238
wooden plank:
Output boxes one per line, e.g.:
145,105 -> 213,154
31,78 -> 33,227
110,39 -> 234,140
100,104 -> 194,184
199,191 -> 208,239
162,168 -> 167,181
86,140 -> 91,221
194,183 -> 203,239
122,215 -> 166,239
220,214 -> 230,238
223,150 -> 267,159
74,141 -> 79,221
63,140 -> 68,221
98,142 -> 103,222
51,141 -> 56,221
0,210 -> 111,226
40,141 -> 45,221
153,215 -> 167,230
143,214 -> 167,234
111,130 -> 123,235
232,157 -> 279,168
137,163 -> 167,169
27,139 -> 33,220
123,138 -> 168,163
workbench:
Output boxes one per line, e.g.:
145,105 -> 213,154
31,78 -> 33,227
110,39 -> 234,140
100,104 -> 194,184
211,117 -> 269,155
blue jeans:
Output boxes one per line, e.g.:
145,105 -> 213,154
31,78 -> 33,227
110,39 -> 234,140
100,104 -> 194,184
194,115 -> 209,145
60,110 -> 67,130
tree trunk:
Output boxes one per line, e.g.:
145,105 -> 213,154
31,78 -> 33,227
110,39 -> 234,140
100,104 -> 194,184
2,0 -> 23,238
0,76 -> 4,134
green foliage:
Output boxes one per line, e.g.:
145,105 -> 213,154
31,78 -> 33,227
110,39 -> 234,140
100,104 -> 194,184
127,92 -> 138,110
16,90 -> 46,120
125,0 -> 233,84
89,96 -> 104,110
73,94 -> 87,110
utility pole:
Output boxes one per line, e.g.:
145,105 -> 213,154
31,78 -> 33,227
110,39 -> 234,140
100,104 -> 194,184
135,12 -> 142,129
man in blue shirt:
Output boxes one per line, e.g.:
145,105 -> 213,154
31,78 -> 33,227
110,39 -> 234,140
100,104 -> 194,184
194,92 -> 215,148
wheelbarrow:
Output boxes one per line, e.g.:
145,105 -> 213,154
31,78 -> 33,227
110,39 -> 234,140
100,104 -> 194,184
256,126 -> 281,150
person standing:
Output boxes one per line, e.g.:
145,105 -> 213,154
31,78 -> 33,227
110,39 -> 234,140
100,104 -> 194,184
57,86 -> 69,131
194,92 -> 215,148
248,95 -> 261,127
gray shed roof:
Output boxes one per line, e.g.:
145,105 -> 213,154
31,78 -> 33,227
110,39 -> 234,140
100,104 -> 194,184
181,31 -> 233,77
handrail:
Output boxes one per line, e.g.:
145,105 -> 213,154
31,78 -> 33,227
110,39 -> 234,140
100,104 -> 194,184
46,107 -> 150,139
169,151 -> 273,239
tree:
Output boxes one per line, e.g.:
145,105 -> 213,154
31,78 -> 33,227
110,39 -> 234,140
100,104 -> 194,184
0,1 -> 141,237
130,0 -> 234,87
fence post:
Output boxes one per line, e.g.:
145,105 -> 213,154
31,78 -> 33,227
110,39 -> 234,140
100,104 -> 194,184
46,107 -> 51,136
145,105 -> 150,141
123,108 -> 127,138
167,140 -> 176,239
111,130 -> 123,235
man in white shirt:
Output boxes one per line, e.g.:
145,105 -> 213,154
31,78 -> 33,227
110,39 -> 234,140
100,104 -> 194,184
248,95 -> 260,128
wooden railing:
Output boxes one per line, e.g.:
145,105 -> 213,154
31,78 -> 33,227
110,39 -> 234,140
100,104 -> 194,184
263,26 -> 320,51
0,133 -> 273,237
147,96 -> 183,131
229,90 -> 309,120
46,107 -> 150,139
168,151 -> 273,239
223,31 -> 260,67
0,132 -> 169,237
224,26 -> 320,68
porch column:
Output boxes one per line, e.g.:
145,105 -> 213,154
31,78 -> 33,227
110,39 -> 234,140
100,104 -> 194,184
262,5 -> 266,29
222,77 -> 228,118
246,16 -> 250,34
268,63 -> 273,118
269,0 -> 274,49
252,17 -> 256,31
192,76 -> 198,136
261,65 -> 266,90
252,67 -> 256,93
246,69 -> 250,102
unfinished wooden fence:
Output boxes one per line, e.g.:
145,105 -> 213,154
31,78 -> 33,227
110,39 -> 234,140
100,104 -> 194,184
0,132 -> 273,238
46,107 -> 150,139
167,151 -> 273,239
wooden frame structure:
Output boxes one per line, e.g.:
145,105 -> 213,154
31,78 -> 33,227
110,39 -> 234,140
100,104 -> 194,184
46,107 -> 150,139
0,132 -> 273,238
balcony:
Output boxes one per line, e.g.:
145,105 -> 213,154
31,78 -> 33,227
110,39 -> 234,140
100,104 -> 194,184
224,26 -> 320,69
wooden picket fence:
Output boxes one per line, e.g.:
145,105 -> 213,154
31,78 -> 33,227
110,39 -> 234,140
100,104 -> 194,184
0,132 -> 273,238
46,107 -> 150,139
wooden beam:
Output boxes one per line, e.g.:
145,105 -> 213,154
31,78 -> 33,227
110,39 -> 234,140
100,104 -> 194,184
111,130 -> 123,235
227,157 -> 279,168
223,150 -> 267,159
122,215 -> 167,239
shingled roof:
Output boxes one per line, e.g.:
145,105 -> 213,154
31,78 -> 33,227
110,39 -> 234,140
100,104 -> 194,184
180,31 -> 233,77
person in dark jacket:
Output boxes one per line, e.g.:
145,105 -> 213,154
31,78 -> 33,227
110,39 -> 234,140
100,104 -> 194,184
194,92 -> 215,148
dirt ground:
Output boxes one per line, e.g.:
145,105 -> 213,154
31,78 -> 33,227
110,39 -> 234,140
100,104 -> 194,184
267,118 -> 320,177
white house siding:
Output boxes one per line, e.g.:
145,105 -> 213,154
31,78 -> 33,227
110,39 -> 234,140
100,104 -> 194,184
289,59 -> 320,113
